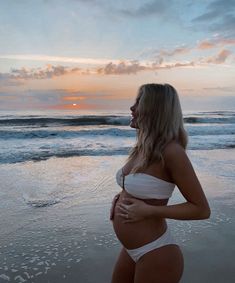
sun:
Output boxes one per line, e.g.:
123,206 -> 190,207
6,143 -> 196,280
73,103 -> 77,106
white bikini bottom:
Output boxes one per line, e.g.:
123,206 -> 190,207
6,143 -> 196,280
125,227 -> 178,262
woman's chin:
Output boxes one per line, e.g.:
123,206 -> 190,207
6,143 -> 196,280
130,120 -> 137,128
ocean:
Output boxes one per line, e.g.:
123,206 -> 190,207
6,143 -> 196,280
0,109 -> 235,282
0,110 -> 235,164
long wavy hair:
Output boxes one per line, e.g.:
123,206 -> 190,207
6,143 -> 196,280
127,83 -> 188,173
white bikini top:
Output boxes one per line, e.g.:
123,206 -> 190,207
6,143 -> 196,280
116,168 -> 175,200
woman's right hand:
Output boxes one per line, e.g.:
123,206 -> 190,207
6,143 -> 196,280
110,193 -> 121,221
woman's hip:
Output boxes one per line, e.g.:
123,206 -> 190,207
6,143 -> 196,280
125,226 -> 178,262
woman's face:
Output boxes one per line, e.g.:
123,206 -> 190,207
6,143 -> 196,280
130,92 -> 142,128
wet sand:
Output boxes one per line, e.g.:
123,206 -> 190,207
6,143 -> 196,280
0,150 -> 235,282
1,201 -> 234,283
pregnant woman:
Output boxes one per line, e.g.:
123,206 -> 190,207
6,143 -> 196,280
110,83 -> 210,283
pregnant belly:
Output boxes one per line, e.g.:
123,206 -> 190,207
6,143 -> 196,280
112,190 -> 168,249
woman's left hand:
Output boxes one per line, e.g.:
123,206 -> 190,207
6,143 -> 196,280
116,197 -> 152,223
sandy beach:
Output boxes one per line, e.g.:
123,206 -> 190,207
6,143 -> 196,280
0,150 -> 235,282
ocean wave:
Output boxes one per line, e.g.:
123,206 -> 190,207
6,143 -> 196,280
0,128 -> 136,139
0,112 -> 235,127
1,140 -> 235,164
0,124 -> 235,140
0,115 -> 130,126
187,124 -> 235,136
0,148 -> 130,164
184,116 -> 235,124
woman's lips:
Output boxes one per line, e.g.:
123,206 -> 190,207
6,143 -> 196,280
130,114 -> 136,123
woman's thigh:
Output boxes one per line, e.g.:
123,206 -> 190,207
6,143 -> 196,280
134,244 -> 184,283
111,248 -> 136,283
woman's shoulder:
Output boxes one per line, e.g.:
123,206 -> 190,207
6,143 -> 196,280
162,140 -> 195,179
163,140 -> 186,164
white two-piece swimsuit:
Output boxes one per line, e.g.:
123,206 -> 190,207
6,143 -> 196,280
115,168 -> 178,262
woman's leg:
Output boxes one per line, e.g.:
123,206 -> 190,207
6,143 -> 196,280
134,245 -> 184,283
111,248 -> 136,283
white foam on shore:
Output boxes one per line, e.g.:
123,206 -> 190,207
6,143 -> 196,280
0,274 -> 10,281
23,196 -> 61,208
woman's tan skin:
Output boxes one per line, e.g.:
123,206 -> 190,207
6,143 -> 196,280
110,92 -> 211,283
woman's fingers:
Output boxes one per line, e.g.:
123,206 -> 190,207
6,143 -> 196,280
116,212 -> 127,218
116,204 -> 128,214
119,203 -> 130,209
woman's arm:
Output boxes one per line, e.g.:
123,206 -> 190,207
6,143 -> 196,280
117,142 -> 211,223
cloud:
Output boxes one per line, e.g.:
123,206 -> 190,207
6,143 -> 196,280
1,60 -> 197,81
204,49 -> 232,64
0,88 -> 125,110
141,46 -> 191,60
0,73 -> 24,87
210,13 -> 235,35
62,96 -> 86,101
97,61 -> 148,75
197,40 -> 216,50
139,36 -> 235,63
197,37 -> 235,50
92,49 -> 233,74
0,55 -> 228,83
0,64 -> 91,83
0,65 -> 84,86
192,0 -> 235,36
0,48 -> 233,84
193,0 -> 235,22
118,0 -> 169,18
9,65 -> 82,80
97,59 -> 196,75
153,61 -> 195,70
159,46 -> 191,57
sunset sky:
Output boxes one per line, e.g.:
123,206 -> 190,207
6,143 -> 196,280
0,0 -> 235,111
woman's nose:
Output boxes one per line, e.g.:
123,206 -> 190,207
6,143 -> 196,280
130,104 -> 135,111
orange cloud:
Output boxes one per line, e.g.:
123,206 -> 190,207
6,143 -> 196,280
198,40 -> 215,49
49,103 -> 99,110
1,45 -> 233,87
63,96 -> 86,101
205,49 -> 232,64
198,38 -> 235,50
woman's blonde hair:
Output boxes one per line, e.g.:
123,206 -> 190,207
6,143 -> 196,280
127,83 -> 188,173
